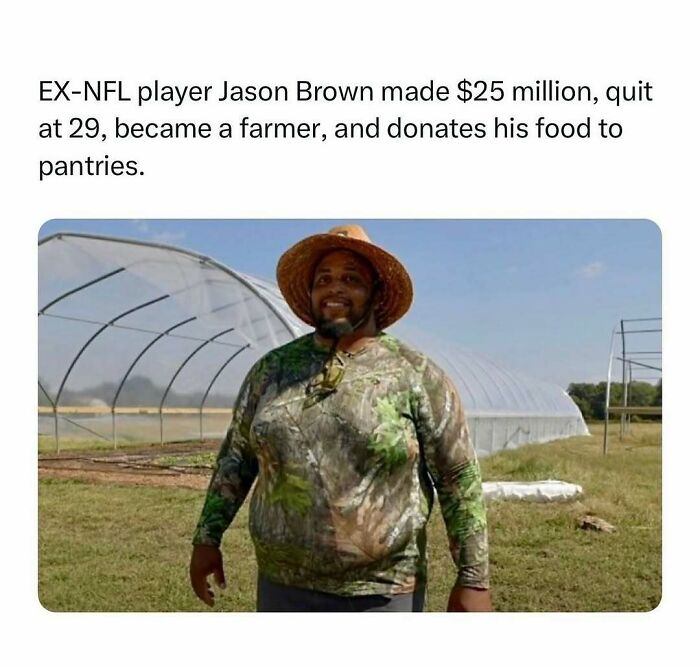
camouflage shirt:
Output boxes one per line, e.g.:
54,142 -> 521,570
193,333 -> 489,596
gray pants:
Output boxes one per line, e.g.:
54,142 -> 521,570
257,576 -> 425,612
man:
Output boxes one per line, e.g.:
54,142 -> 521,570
190,224 -> 492,612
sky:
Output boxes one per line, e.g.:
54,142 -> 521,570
39,219 -> 661,387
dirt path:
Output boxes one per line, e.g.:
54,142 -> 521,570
38,467 -> 209,489
38,442 -> 217,490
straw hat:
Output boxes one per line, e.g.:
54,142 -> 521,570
276,224 -> 413,330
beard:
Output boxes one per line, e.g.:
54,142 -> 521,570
315,316 -> 355,339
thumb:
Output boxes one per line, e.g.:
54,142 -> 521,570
213,562 -> 226,590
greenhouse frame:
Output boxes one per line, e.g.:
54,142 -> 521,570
39,232 -> 588,456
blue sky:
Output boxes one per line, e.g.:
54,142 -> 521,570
39,219 -> 661,387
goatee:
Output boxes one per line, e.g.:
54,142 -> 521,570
316,318 -> 354,339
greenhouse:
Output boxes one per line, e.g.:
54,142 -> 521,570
38,233 -> 588,456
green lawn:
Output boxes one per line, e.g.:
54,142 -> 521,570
39,435 -> 156,454
38,421 -> 661,612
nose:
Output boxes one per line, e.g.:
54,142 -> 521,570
322,278 -> 348,293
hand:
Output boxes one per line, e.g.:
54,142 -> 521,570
447,585 -> 493,612
190,544 -> 227,607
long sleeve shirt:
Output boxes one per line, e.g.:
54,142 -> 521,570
193,333 -> 489,596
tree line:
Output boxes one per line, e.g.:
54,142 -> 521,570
567,381 -> 662,421
38,375 -> 232,408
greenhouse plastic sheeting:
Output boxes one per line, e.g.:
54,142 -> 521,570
38,233 -> 588,455
393,327 -> 589,455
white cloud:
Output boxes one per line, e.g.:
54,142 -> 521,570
576,261 -> 606,279
128,220 -> 186,246
150,230 -> 187,245
130,220 -> 150,233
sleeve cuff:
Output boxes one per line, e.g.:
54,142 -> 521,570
454,529 -> 490,588
456,564 -> 490,589
192,525 -> 222,547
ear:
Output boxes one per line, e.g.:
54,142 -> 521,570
369,280 -> 382,309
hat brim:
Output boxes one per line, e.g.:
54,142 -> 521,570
276,233 -> 413,331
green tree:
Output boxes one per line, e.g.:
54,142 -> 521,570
567,381 -> 658,421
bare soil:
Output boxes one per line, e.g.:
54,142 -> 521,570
38,441 -> 218,489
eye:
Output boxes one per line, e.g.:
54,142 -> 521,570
314,274 -> 331,286
344,274 -> 362,285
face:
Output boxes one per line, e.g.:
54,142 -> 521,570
310,250 -> 376,337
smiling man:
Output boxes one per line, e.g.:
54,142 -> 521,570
310,249 -> 377,341
189,224 -> 492,612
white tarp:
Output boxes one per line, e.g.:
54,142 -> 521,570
483,480 -> 583,502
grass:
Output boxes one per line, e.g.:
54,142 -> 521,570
152,452 -> 217,468
38,435 -> 158,454
38,421 -> 661,612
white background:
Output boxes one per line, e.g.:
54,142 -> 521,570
3,1 -> 697,665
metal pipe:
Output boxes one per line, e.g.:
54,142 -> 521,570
603,324 -> 618,455
111,316 -> 197,409
109,294 -> 257,443
620,320 -> 628,437
38,381 -> 60,454
615,329 -> 662,334
41,312 -> 240,347
54,294 -> 171,408
198,345 -> 251,441
112,316 -> 197,447
158,328 -> 238,445
38,267 -> 126,314
59,415 -> 111,441
40,231 -> 300,339
38,380 -> 55,408
107,295 -> 255,418
629,363 -> 634,418
54,409 -> 59,454
614,357 -> 662,372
